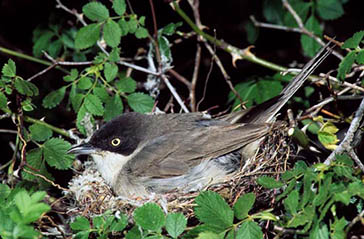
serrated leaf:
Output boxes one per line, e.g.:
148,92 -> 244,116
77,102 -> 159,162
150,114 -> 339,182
342,31 -> 364,49
356,50 -> 364,64
115,76 -> 137,93
75,23 -> 101,50
104,62 -> 118,82
236,221 -> 263,239
29,123 -> 53,142
331,217 -> 347,239
283,1 -> 311,27
233,193 -> 256,220
135,27 -> 148,39
22,148 -> 53,183
82,2 -> 109,21
104,95 -> 123,121
43,138 -> 74,169
197,232 -> 220,239
2,59 -> 16,77
256,176 -> 284,189
245,21 -> 259,44
127,93 -> 154,113
48,39 -> 62,58
134,203 -> 165,231
14,78 -> 39,96
317,0 -> 344,20
77,76 -> 93,90
42,87 -> 66,109
337,51 -> 356,80
109,47 -> 121,62
110,214 -> 128,231
127,18 -> 138,33
104,19 -> 122,48
284,190 -> 299,215
113,0 -> 126,15
118,19 -> 129,36
71,216 -> 91,231
70,85 -> 84,112
84,94 -> 104,116
194,191 -> 234,233
165,213 -> 187,238
93,87 -> 110,102
158,35 -> 172,62
300,15 -> 322,57
125,226 -> 142,239
318,131 -> 339,150
63,69 -> 79,82
32,31 -> 55,57
0,91 -> 8,109
0,184 -> 10,200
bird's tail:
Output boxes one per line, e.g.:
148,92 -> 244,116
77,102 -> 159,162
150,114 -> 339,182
225,41 -> 334,124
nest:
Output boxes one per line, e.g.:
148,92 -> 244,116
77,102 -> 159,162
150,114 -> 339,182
66,124 -> 295,219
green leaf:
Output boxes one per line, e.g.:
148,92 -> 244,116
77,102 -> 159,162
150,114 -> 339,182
233,193 -> 256,220
104,19 -> 122,48
331,217 -> 347,239
127,18 -> 138,33
113,0 -> 126,15
262,0 -> 284,24
337,51 -> 356,80
85,94 -> 104,116
22,148 -> 54,184
63,69 -> 79,82
32,31 -> 55,57
118,19 -> 129,36
317,0 -> 344,20
71,216 -> 91,231
161,22 -> 182,36
0,91 -> 8,109
104,62 -> 119,82
127,93 -> 154,113
284,190 -> 299,215
310,224 -> 329,239
283,1 -> 311,27
93,87 -> 110,102
194,191 -> 234,233
165,213 -> 187,238
197,232 -> 220,239
342,31 -> 364,49
135,27 -> 148,39
300,15 -> 322,57
2,59 -> 16,77
77,76 -> 93,90
356,50 -> 364,64
256,176 -> 284,189
133,203 -> 165,231
29,123 -> 53,142
236,221 -> 263,239
14,78 -> 39,96
109,47 -> 121,62
104,95 -> 123,121
75,23 -> 101,49
318,131 -> 339,150
43,138 -> 74,169
42,87 -> 66,109
115,76 -> 137,93
229,77 -> 282,108
158,36 -> 172,62
125,226 -> 142,239
245,21 -> 259,44
110,214 -> 128,231
82,2 -> 109,21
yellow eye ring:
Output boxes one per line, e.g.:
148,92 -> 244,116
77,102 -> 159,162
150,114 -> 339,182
111,138 -> 121,146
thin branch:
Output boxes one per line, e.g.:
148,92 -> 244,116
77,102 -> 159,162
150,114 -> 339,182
161,75 -> 190,113
190,42 -> 201,112
168,69 -> 192,88
324,96 -> 364,168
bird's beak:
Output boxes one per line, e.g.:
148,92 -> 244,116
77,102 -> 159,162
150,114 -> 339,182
68,143 -> 97,155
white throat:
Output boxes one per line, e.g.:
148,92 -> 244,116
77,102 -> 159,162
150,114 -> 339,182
90,151 -> 132,186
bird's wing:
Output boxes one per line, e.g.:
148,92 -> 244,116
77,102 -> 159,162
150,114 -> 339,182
123,122 -> 276,178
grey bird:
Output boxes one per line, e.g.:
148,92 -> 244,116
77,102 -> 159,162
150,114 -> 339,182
68,42 -> 333,197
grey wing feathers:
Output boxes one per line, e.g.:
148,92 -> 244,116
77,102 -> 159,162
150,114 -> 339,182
123,123 -> 273,178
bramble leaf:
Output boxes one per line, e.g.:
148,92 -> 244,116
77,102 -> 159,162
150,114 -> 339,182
127,93 -> 154,113
113,0 -> 126,16
233,193 -> 256,220
84,94 -> 104,116
104,62 -> 118,82
43,138 -> 74,169
42,87 -> 66,109
2,59 -> 16,77
29,123 -> 53,142
342,31 -> 364,49
82,2 -> 109,21
134,203 -> 165,231
104,19 -> 122,47
166,213 -> 187,238
317,0 -> 344,20
75,24 -> 101,49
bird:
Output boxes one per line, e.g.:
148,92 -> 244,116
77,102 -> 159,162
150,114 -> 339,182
68,42 -> 333,198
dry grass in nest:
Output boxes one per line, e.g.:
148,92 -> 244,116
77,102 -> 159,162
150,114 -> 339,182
66,124 -> 295,219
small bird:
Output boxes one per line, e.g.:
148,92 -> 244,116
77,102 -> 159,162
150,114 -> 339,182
69,42 -> 333,197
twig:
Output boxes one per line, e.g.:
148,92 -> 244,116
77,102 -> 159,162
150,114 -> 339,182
250,15 -> 301,33
168,69 -> 192,88
318,73 -> 364,93
190,42 -> 201,112
26,63 -> 57,82
324,96 -> 364,171
23,116 -> 71,138
23,168 -> 69,191
161,75 -> 190,113
43,52 -> 93,65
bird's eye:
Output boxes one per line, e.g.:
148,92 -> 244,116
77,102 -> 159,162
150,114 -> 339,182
110,138 -> 121,147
